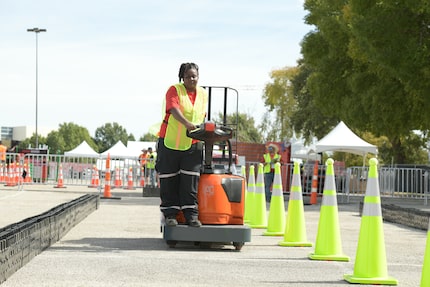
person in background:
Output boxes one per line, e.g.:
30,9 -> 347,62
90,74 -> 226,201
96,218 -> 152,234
138,148 -> 148,185
261,143 -> 282,202
146,147 -> 157,187
156,62 -> 208,227
0,141 -> 6,164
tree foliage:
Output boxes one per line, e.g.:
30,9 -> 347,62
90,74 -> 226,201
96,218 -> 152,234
94,122 -> 135,153
46,122 -> 97,154
139,133 -> 158,142
214,112 -> 262,143
298,0 -> 430,164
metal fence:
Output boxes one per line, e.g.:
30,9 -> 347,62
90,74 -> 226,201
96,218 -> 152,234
0,153 -> 156,189
244,162 -> 430,204
1,153 -> 429,204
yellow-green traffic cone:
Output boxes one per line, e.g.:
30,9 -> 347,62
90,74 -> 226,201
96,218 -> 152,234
344,158 -> 398,285
279,161 -> 312,247
421,221 -> 430,286
420,222 -> 430,287
309,158 -> 349,261
244,165 -> 255,224
249,163 -> 267,229
263,162 -> 285,236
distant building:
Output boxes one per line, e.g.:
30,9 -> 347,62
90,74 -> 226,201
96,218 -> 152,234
0,125 -> 54,148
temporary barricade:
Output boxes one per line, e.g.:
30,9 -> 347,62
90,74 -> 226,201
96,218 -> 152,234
1,153 -> 144,190
2,152 -> 429,205
244,161 -> 430,205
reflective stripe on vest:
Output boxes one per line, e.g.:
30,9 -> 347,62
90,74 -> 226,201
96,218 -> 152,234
164,84 -> 207,151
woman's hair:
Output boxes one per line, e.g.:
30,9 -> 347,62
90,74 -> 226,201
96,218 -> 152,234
178,63 -> 199,82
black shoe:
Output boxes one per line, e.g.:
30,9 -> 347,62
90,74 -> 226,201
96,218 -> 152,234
187,218 -> 202,227
165,216 -> 178,226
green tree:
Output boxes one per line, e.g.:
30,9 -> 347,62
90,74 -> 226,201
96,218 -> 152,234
17,134 -> 47,151
262,67 -> 298,142
94,122 -> 135,153
139,133 -> 158,142
300,0 -> 430,164
290,61 -> 338,143
214,112 -> 262,143
47,122 -> 97,154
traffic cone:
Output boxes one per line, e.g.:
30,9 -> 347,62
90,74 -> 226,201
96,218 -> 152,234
309,158 -> 349,261
249,163 -> 267,229
54,164 -> 66,188
6,163 -> 17,187
344,158 -> 398,285
89,165 -> 99,188
421,220 -> 430,286
125,167 -> 135,190
114,167 -> 122,188
0,163 -> 4,183
263,162 -> 285,236
140,166 -> 145,187
244,165 -> 255,224
101,154 -> 120,200
279,161 -> 312,247
310,160 -> 319,205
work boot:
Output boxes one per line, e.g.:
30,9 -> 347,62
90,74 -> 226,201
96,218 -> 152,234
187,217 -> 202,227
165,216 -> 178,226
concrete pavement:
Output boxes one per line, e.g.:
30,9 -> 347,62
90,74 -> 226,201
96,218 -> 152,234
0,184 -> 427,286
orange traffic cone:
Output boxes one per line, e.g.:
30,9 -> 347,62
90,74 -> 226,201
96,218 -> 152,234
0,163 -> 4,183
310,160 -> 319,205
249,163 -> 267,229
244,165 -> 255,224
344,158 -> 397,285
279,161 -> 312,247
54,164 -> 66,188
140,166 -> 145,187
89,165 -> 99,188
125,167 -> 135,190
6,163 -> 17,187
102,154 -> 113,197
263,162 -> 286,236
114,167 -> 122,188
309,158 -> 349,261
101,154 -> 120,200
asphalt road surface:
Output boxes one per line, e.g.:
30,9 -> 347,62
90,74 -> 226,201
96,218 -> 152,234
0,186 -> 427,286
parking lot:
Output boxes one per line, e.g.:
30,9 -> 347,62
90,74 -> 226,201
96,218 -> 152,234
0,185 -> 427,286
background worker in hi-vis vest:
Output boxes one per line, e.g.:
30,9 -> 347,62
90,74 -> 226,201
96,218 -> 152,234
156,63 -> 208,228
261,143 -> 282,202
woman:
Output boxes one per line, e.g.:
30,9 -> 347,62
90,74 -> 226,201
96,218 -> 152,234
156,63 -> 208,227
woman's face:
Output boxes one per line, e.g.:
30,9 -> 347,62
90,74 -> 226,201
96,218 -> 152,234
183,68 -> 199,91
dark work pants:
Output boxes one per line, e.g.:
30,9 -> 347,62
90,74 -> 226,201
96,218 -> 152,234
264,172 -> 274,202
156,138 -> 202,221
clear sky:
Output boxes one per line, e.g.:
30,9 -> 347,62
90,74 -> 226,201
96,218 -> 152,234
0,0 -> 311,139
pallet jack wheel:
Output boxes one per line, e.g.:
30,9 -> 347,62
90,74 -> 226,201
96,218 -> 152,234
166,240 -> 177,248
233,242 -> 244,251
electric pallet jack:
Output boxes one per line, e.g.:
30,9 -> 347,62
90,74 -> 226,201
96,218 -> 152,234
162,120 -> 251,250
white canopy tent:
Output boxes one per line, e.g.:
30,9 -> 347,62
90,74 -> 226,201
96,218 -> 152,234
290,135 -> 319,161
315,121 -> 378,157
101,141 -> 134,159
64,141 -> 99,157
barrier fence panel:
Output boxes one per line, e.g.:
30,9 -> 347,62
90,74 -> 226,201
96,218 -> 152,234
345,166 -> 430,202
2,152 -> 429,204
0,153 -> 158,189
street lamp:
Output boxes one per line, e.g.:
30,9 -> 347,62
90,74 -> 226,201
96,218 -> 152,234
27,27 -> 47,149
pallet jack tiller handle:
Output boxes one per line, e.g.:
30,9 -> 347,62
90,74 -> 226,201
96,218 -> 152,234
187,121 -> 233,172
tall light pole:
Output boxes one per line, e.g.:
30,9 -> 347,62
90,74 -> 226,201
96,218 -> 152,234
27,27 -> 47,149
